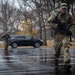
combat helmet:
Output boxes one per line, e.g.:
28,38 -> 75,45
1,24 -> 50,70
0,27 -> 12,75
60,3 -> 67,8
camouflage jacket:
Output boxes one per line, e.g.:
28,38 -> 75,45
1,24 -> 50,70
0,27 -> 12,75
47,10 -> 73,35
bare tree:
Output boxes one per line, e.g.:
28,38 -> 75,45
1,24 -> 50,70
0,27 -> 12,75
17,0 -> 37,36
0,0 -> 19,33
17,0 -> 75,45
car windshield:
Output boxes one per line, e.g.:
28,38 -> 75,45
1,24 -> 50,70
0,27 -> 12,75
10,35 -> 32,40
15,36 -> 25,39
10,35 -> 19,39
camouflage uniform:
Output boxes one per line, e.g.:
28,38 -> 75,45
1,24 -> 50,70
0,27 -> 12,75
2,33 -> 10,51
48,3 -> 73,68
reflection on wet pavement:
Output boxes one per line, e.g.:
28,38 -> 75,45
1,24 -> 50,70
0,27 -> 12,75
0,48 -> 75,75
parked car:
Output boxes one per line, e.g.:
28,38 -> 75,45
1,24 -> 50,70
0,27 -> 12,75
9,35 -> 43,48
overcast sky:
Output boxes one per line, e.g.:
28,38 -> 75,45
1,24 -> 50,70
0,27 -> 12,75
8,0 -> 20,8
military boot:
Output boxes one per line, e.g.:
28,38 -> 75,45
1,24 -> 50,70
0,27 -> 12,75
64,64 -> 71,71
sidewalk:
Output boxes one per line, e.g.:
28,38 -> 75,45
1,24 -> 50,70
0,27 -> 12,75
47,40 -> 75,49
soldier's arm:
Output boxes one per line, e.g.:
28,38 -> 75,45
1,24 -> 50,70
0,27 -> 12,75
47,11 -> 58,29
69,15 -> 75,37
70,14 -> 75,25
72,18 -> 75,26
47,11 -> 57,23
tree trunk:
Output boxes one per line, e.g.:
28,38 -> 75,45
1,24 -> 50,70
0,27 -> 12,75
40,0 -> 47,45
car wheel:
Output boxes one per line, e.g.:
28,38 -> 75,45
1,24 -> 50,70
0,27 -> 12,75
34,42 -> 40,48
11,43 -> 18,48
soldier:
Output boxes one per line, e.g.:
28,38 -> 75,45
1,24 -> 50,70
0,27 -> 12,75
47,3 -> 73,71
2,32 -> 10,52
1,32 -> 10,61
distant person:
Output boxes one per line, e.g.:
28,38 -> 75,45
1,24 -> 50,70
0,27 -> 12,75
2,32 -> 10,51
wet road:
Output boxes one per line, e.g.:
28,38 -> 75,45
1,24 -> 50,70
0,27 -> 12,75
0,47 -> 75,75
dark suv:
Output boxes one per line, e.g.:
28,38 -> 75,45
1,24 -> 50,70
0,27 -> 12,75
9,35 -> 43,48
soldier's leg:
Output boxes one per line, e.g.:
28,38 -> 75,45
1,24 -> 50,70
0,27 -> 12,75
54,38 -> 62,67
62,37 -> 71,70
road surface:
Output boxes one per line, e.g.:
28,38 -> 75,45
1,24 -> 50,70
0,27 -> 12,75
0,47 -> 75,75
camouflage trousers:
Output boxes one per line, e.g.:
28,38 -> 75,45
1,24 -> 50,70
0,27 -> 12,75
54,35 -> 71,65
